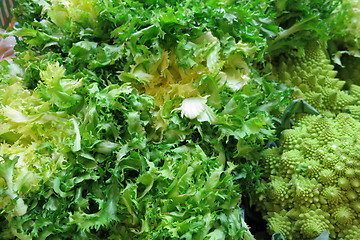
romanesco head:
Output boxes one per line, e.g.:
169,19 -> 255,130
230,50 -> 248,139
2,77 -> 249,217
257,113 -> 360,239
274,42 -> 360,116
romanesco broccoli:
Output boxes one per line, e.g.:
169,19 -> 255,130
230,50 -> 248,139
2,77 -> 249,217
256,113 -> 360,239
273,42 -> 360,118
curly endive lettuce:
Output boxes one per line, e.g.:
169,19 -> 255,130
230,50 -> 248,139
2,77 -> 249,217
92,144 -> 252,240
328,0 -> 360,53
47,0 -> 102,36
1,80 -> 255,239
339,0 -> 360,42
0,63 -> 77,228
256,113 -> 360,239
120,31 -> 255,134
265,0 -> 342,56
325,0 -> 360,95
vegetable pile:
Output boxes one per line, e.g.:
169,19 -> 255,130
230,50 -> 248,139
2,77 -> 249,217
1,0 -> 360,239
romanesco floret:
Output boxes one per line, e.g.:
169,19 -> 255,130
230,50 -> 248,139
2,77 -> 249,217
266,211 -> 292,237
294,209 -> 332,239
256,113 -> 360,239
344,225 -> 360,240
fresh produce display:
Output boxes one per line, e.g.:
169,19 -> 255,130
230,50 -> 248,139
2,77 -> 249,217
0,0 -> 289,239
0,0 -> 360,239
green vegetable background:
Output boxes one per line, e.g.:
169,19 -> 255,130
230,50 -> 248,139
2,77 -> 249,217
0,0 -> 359,239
